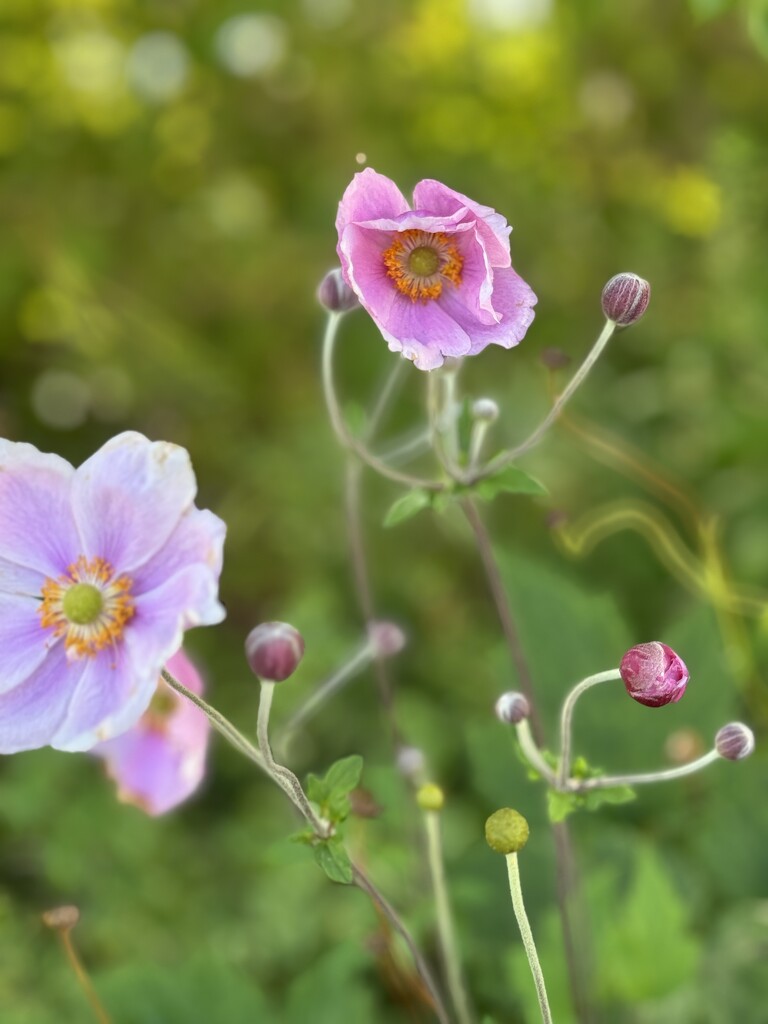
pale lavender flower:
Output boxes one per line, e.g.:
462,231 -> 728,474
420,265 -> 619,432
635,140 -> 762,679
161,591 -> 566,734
335,168 -> 537,370
0,432 -> 225,753
93,648 -> 209,816
619,642 -> 689,708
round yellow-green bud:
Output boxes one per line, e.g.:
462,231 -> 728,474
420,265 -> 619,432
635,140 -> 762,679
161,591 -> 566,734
484,808 -> 530,854
416,783 -> 445,812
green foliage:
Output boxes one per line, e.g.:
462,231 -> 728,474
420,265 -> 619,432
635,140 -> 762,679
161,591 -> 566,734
472,465 -> 549,501
306,754 -> 363,824
383,488 -> 432,526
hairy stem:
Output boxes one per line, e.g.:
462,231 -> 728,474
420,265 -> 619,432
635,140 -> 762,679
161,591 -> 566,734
558,670 -> 622,789
506,852 -> 553,1024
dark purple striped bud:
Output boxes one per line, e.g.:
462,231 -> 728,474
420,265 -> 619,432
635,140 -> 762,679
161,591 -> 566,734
715,722 -> 755,761
245,621 -> 305,682
494,691 -> 530,725
317,268 -> 359,313
601,273 -> 650,327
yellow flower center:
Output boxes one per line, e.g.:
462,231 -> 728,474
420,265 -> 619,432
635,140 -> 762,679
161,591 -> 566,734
382,229 -> 463,301
39,556 -> 135,658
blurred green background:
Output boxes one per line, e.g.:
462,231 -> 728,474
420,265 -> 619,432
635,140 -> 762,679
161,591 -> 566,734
1,0 -> 767,1021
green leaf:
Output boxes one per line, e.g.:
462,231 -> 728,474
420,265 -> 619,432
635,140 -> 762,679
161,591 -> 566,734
547,789 -> 579,822
583,784 -> 636,810
324,754 -> 363,795
474,465 -> 548,501
313,839 -> 353,884
306,772 -> 331,805
383,488 -> 432,527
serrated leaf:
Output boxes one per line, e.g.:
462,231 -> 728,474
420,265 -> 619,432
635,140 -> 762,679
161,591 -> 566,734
383,489 -> 432,527
324,754 -> 363,795
474,465 -> 548,501
313,840 -> 353,884
306,772 -> 331,805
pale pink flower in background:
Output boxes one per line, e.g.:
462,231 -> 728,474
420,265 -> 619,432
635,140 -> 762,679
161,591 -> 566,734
93,649 -> 209,816
335,168 -> 537,370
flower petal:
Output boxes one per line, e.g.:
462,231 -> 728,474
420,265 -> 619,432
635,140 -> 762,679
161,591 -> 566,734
51,644 -> 156,752
0,593 -> 55,695
378,293 -> 472,370
0,439 -> 79,579
71,432 -> 197,573
131,507 -> 225,598
336,168 -> 410,234
412,179 -> 512,267
0,643 -> 86,754
438,266 -> 537,354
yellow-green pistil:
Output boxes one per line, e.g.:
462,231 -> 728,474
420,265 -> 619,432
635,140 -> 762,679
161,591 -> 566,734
485,808 -> 530,855
408,246 -> 440,278
61,583 -> 104,625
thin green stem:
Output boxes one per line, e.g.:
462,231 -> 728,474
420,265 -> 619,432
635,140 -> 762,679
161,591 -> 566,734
516,720 -> 557,785
558,670 -> 621,788
506,853 -> 553,1024
424,811 -> 475,1024
59,931 -> 112,1024
574,749 -> 721,791
475,319 -> 616,482
161,669 -> 265,770
321,312 -> 442,490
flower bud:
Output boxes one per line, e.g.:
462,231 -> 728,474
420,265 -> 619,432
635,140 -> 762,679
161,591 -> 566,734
494,691 -> 530,725
619,641 -> 688,707
416,782 -> 445,812
601,272 -> 651,327
472,397 -> 499,422
715,722 -> 755,761
367,620 -> 406,658
245,621 -> 305,682
42,905 -> 80,931
396,745 -> 426,780
485,808 -> 530,854
317,268 -> 359,313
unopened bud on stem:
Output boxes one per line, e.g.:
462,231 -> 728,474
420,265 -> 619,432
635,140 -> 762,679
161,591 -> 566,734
620,641 -> 688,707
245,621 -> 305,682
485,808 -> 530,854
472,398 -> 499,423
367,620 -> 406,658
715,722 -> 755,761
601,273 -> 650,327
317,268 -> 359,313
42,906 -> 80,931
495,691 -> 530,725
416,782 -> 445,812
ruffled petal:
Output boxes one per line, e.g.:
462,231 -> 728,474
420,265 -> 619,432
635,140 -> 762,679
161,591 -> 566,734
0,644 -> 86,754
336,168 -> 410,235
0,439 -> 79,579
438,266 -> 537,354
377,293 -> 472,370
412,179 -> 512,267
0,593 -> 55,695
71,432 -> 197,574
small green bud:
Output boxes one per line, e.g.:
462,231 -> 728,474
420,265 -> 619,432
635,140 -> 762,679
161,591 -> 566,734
485,808 -> 529,854
416,783 -> 445,812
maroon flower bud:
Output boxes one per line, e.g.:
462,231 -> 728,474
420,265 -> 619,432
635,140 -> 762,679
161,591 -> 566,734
619,642 -> 688,707
317,268 -> 359,313
715,722 -> 755,761
601,272 -> 650,327
245,621 -> 305,682
367,620 -> 407,658
494,691 -> 530,725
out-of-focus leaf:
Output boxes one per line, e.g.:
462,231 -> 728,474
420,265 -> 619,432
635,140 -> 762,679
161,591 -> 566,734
473,465 -> 548,501
313,839 -> 353,885
383,488 -> 432,526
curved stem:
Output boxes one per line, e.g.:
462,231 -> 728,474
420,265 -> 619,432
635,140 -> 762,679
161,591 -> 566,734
516,720 -> 557,785
161,669 -> 265,770
558,670 -> 621,788
574,749 -> 720,791
424,810 -> 475,1024
506,853 -> 553,1024
321,313 -> 442,491
475,319 -> 616,482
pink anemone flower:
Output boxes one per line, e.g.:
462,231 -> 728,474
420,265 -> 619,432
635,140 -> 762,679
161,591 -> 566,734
93,648 -> 209,816
335,168 -> 537,370
0,432 -> 225,754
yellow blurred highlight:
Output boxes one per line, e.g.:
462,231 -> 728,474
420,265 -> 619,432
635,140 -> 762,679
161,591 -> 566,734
392,0 -> 468,69
481,32 -> 560,97
660,167 -> 722,237
155,104 -> 211,163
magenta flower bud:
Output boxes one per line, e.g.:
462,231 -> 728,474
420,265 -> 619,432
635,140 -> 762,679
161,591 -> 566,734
494,691 -> 530,725
317,268 -> 359,313
601,272 -> 650,327
619,642 -> 689,708
715,722 -> 755,761
245,621 -> 305,682
367,620 -> 406,658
